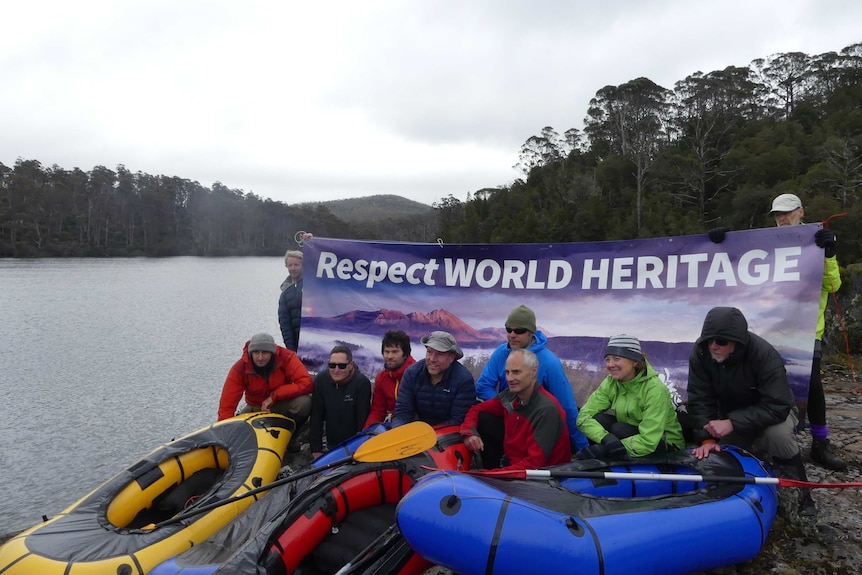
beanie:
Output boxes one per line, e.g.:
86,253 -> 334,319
248,333 -> 277,353
604,334 -> 643,362
505,305 -> 537,333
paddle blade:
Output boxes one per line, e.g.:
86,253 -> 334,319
354,421 -> 437,462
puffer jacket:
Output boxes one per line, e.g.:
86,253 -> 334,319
391,359 -> 476,427
577,361 -> 685,457
687,307 -> 794,444
278,277 -> 303,351
217,341 -> 313,420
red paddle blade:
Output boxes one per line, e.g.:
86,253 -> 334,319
778,478 -> 862,489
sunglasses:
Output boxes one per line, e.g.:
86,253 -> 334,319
328,362 -> 350,369
709,338 -> 730,346
505,327 -> 529,334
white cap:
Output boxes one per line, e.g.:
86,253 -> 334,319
769,193 -> 803,215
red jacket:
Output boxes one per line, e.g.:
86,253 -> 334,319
364,356 -> 416,428
218,342 -> 313,420
461,385 -> 570,471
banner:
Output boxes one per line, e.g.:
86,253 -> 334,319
300,225 -> 824,410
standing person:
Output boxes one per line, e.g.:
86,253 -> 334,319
475,305 -> 588,455
364,330 -> 416,428
576,335 -> 684,460
391,331 -> 476,428
309,346 -> 372,458
278,250 -> 304,351
217,332 -> 313,452
709,193 -> 846,471
687,307 -> 816,515
461,349 -> 571,470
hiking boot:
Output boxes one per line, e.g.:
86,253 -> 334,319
811,438 -> 847,472
801,490 -> 818,517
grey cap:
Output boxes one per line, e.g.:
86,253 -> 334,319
769,193 -> 803,215
604,334 -> 643,362
421,331 -> 464,360
248,332 -> 276,353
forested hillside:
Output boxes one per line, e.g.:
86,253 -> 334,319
2,42 -> 861,260
437,43 -> 862,264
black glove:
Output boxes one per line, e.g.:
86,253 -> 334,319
575,443 -> 607,460
815,228 -> 837,258
708,226 -> 729,244
601,434 -> 628,460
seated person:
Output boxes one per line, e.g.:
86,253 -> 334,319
461,348 -> 571,470
576,335 -> 685,460
365,330 -> 416,427
310,346 -> 372,458
217,332 -> 312,452
391,331 -> 476,427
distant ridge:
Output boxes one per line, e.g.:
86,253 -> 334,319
297,194 -> 434,221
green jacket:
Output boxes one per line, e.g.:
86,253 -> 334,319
818,256 -> 841,340
577,362 -> 685,457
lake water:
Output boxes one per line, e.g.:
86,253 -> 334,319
0,257 -> 288,536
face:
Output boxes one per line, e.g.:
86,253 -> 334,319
773,207 -> 804,227
286,256 -> 303,281
708,338 -> 736,363
425,347 -> 456,377
328,352 -> 353,383
506,326 -> 533,349
251,350 -> 273,367
505,353 -> 538,395
382,344 -> 407,370
605,355 -> 639,382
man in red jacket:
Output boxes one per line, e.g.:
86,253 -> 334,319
218,332 -> 313,452
461,348 -> 571,470
364,330 -> 416,428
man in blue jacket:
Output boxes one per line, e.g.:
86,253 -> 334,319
475,305 -> 587,466
391,331 -> 476,428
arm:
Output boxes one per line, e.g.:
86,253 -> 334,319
271,352 -> 313,402
686,352 -> 718,445
444,366 -> 477,426
217,362 -> 246,421
355,375 -> 372,433
727,347 -> 793,434
540,356 -> 588,450
475,347 -> 505,401
365,372 -> 390,427
391,369 -> 418,427
309,377 -> 326,453
278,289 -> 295,350
576,378 -> 614,444
823,256 -> 841,294
503,407 -> 566,471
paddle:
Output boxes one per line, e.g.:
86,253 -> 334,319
433,467 -> 862,489
147,421 -> 437,530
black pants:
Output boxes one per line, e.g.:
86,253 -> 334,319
592,413 -> 676,454
476,411 -> 506,470
807,352 -> 826,426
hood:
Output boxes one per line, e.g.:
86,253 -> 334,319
525,330 -> 549,352
695,307 -> 750,348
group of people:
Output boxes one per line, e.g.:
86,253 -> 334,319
217,192 -> 843,517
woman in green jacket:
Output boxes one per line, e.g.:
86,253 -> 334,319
575,334 -> 685,460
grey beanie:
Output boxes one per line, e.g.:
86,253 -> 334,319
248,332 -> 277,353
505,305 -> 537,333
421,331 -> 464,360
604,334 -> 643,362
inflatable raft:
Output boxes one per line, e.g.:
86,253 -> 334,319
396,447 -> 778,575
0,412 -> 293,575
150,424 -> 472,575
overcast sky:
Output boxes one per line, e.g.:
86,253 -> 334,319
3,1 -> 860,207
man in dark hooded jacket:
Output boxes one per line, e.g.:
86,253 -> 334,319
687,306 -> 815,515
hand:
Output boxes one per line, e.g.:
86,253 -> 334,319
261,396 -> 274,413
575,443 -> 607,460
703,419 -> 733,439
815,228 -> 837,258
463,435 -> 484,453
692,442 -> 721,460
601,434 -> 628,460
708,226 -> 729,244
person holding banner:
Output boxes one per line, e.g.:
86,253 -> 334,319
461,348 -> 571,471
475,304 -> 588,458
687,306 -> 816,515
391,331 -> 476,428
575,335 -> 685,460
709,194 -> 846,472
278,249 -> 305,351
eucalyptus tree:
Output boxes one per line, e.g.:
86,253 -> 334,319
585,77 -> 672,232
